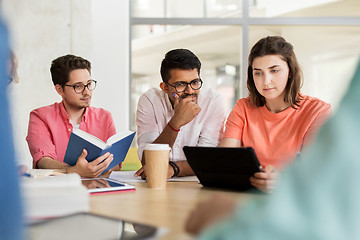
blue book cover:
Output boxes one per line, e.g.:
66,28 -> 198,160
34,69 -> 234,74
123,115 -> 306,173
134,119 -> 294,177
64,129 -> 136,171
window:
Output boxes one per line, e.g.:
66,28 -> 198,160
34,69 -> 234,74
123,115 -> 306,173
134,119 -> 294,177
131,0 -> 243,18
130,0 -> 360,131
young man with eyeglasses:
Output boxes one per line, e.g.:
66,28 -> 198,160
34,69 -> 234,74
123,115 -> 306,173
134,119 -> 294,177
26,54 -> 117,178
135,49 -> 226,179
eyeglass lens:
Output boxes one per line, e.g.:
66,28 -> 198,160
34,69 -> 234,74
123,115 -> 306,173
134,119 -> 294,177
74,81 -> 96,93
175,79 -> 202,92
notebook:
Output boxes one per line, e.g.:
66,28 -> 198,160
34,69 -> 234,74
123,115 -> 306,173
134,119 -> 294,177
183,146 -> 263,191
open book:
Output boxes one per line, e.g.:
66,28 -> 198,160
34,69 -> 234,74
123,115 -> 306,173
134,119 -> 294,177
64,129 -> 136,171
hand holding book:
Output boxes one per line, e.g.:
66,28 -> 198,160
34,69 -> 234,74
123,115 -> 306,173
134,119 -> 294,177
64,129 -> 136,177
66,149 -> 114,178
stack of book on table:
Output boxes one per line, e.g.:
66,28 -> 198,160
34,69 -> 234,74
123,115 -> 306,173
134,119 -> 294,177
21,173 -> 89,220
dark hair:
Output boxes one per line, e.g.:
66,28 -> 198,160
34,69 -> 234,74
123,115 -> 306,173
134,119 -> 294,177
247,36 -> 303,108
50,54 -> 91,86
160,49 -> 201,83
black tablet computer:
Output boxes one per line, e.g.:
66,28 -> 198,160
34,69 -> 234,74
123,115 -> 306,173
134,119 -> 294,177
183,146 -> 263,191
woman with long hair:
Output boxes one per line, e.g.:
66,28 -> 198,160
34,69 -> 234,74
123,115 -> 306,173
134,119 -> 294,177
221,36 -> 331,192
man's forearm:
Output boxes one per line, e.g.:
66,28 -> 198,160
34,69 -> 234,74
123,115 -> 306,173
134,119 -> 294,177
36,157 -> 68,170
152,121 -> 180,148
174,160 -> 194,177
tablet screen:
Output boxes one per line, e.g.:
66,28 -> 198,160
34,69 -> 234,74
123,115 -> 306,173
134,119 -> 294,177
27,212 -> 157,240
82,178 -> 125,188
81,178 -> 135,193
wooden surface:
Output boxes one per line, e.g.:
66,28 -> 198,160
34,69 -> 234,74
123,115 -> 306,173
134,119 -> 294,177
90,181 -> 261,239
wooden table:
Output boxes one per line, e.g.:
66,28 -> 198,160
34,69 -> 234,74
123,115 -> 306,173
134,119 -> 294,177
90,181 -> 261,239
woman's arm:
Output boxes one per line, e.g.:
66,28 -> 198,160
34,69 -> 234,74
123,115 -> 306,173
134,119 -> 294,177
219,138 -> 242,147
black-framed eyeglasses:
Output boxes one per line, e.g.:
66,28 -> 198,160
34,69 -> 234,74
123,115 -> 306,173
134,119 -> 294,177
65,80 -> 97,94
166,79 -> 203,93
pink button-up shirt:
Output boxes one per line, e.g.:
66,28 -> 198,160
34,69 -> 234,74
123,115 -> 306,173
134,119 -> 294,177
26,101 -> 116,168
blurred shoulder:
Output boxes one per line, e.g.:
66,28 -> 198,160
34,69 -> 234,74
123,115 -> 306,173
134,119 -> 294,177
301,95 -> 331,110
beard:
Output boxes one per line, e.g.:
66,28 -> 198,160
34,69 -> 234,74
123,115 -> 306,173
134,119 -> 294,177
64,94 -> 91,110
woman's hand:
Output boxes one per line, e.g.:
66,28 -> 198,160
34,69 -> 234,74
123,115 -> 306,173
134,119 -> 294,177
249,165 -> 279,193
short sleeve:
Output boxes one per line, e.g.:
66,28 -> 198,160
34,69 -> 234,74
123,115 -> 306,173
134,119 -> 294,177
26,110 -> 57,168
302,102 -> 332,146
223,99 -> 246,140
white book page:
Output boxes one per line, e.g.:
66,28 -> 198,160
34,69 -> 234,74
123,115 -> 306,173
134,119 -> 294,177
106,131 -> 134,146
73,129 -> 107,149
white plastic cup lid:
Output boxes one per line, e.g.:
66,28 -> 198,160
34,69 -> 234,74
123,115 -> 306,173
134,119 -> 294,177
145,144 -> 171,151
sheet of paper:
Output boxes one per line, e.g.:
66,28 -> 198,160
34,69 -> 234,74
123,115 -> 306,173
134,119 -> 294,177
28,169 -> 66,178
109,171 -> 145,183
109,171 -> 199,183
168,175 -> 199,182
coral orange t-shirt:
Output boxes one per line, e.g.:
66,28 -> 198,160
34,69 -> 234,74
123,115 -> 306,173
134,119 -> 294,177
223,95 -> 332,169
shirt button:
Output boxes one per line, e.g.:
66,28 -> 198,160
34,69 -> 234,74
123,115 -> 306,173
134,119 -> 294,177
68,128 -> 71,132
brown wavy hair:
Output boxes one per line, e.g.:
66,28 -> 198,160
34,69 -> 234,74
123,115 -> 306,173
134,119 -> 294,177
247,36 -> 303,108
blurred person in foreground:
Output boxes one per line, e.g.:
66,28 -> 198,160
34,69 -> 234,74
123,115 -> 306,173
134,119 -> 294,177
7,49 -> 28,175
186,60 -> 360,239
0,17 -> 23,240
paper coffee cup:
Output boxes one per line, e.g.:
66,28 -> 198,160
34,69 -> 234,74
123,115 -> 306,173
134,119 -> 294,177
144,144 -> 170,189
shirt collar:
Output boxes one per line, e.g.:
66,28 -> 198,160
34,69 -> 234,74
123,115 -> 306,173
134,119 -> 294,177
59,101 -> 70,121
164,93 -> 173,112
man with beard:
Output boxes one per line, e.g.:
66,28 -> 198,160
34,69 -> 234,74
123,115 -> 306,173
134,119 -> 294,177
135,49 -> 226,179
26,54 -> 116,178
